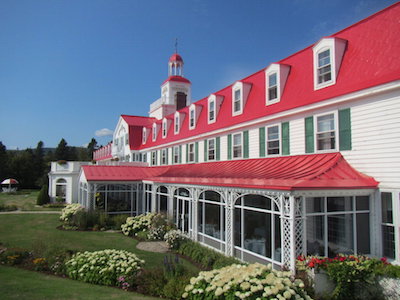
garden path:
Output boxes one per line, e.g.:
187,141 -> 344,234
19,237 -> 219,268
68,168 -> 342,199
136,241 -> 169,253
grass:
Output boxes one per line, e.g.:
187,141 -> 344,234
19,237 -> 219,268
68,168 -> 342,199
0,265 -> 158,300
0,189 -> 61,211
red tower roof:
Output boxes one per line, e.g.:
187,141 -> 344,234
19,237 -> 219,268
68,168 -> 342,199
169,53 -> 183,63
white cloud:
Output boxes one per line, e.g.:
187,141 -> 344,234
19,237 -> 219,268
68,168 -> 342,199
95,128 -> 114,137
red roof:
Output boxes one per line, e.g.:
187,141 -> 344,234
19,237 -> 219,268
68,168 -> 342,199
121,115 -> 155,127
169,53 -> 183,63
162,75 -> 191,85
82,153 -> 378,190
143,3 -> 400,149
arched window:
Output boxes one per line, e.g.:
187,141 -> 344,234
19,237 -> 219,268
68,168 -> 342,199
156,186 -> 169,213
55,178 -> 67,202
198,191 -> 225,251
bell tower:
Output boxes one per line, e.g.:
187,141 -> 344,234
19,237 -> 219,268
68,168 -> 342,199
149,49 -> 192,119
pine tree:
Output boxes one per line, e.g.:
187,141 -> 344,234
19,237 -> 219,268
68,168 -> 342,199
87,138 -> 98,160
55,138 -> 69,161
37,184 -> 50,205
0,141 -> 8,180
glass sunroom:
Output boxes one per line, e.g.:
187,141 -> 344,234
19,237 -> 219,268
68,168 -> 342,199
78,153 -> 378,272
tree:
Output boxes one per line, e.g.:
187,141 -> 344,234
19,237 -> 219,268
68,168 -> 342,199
0,141 -> 9,180
37,184 -> 50,205
87,138 -> 98,160
34,141 -> 45,186
55,138 -> 69,161
8,149 -> 35,188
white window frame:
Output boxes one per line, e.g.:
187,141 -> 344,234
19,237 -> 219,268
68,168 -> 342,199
317,48 -> 332,85
232,87 -> 242,116
314,111 -> 338,152
173,145 -> 180,164
152,123 -> 157,141
161,149 -> 167,165
188,143 -> 195,163
267,72 -> 278,104
189,106 -> 195,130
208,98 -> 216,124
266,124 -> 281,156
151,151 -> 157,166
232,132 -> 243,159
208,138 -> 216,161
174,112 -> 180,134
162,119 -> 167,138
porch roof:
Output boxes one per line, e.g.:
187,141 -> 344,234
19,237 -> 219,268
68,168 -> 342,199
82,153 -> 378,191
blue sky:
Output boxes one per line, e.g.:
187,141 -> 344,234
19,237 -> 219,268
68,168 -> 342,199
0,0 -> 397,150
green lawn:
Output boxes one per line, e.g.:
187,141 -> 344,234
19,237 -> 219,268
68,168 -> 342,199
0,189 -> 61,211
0,265 -> 158,300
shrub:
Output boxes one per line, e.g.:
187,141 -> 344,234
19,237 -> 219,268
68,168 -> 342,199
121,212 -> 155,236
111,214 -> 128,230
65,249 -> 144,286
36,184 -> 50,205
135,268 -> 168,296
177,239 -> 240,270
0,247 -> 31,265
0,203 -> 18,211
164,230 -> 188,250
182,263 -> 311,300
60,203 -> 84,225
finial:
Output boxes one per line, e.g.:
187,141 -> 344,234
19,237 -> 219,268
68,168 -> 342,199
175,38 -> 178,54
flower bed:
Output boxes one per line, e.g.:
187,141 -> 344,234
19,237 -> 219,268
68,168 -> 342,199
65,249 -> 144,286
60,203 -> 84,224
183,263 -> 312,300
297,254 -> 400,300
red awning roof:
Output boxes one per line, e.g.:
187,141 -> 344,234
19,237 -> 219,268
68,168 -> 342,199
82,153 -> 378,191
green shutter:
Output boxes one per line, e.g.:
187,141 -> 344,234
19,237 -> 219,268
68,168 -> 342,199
339,108 -> 352,150
216,137 -> 220,161
243,130 -> 249,158
179,145 -> 182,164
195,142 -> 199,163
259,127 -> 266,157
166,148 -> 169,165
228,134 -> 232,160
281,122 -> 290,155
186,144 -> 189,163
204,139 -> 208,162
305,117 -> 314,153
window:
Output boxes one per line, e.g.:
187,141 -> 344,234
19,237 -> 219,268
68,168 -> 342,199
267,125 -> 280,155
381,192 -> 395,259
316,113 -> 336,150
208,139 -> 215,161
209,99 -> 215,123
162,119 -> 167,138
306,196 -> 370,257
232,133 -> 242,159
151,151 -> 157,165
161,149 -> 167,165
188,143 -> 195,162
317,49 -> 331,84
152,124 -> 157,141
142,128 -> 147,144
233,89 -> 241,114
125,133 -> 129,145
313,38 -> 346,90
268,73 -> 278,101
55,178 -> 67,202
174,113 -> 180,134
173,146 -> 180,164
189,107 -> 195,129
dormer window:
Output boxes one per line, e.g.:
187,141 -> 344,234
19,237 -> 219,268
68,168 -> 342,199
265,63 -> 290,105
162,119 -> 167,138
174,113 -> 180,134
232,81 -> 251,116
207,94 -> 223,124
209,99 -> 215,122
152,123 -> 158,141
313,37 -> 347,90
189,108 -> 195,129
233,89 -> 241,114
